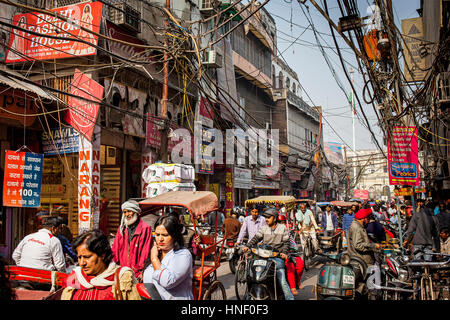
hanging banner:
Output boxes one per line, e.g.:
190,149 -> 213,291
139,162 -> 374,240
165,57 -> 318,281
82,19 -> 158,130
5,1 -> 103,63
3,150 -> 43,207
66,69 -> 104,141
388,126 -> 419,186
353,189 -> 369,199
42,127 -> 80,155
225,166 -> 234,216
78,126 -> 101,234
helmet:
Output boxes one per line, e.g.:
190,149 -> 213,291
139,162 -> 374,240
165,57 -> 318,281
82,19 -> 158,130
278,214 -> 287,222
262,208 -> 278,218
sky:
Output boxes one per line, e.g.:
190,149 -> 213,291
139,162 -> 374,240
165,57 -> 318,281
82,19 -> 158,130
263,0 -> 421,153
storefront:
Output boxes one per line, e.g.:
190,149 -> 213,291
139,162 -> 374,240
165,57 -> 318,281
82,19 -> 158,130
234,166 -> 252,206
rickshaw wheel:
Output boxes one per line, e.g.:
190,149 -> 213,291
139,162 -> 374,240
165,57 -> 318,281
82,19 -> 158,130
203,280 -> 226,300
234,260 -> 248,300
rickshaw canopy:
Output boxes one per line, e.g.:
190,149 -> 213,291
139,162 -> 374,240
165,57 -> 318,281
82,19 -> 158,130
330,200 -> 359,207
245,195 -> 297,210
138,191 -> 219,218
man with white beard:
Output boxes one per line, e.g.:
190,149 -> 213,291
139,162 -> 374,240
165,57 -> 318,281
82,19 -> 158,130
112,200 -> 153,281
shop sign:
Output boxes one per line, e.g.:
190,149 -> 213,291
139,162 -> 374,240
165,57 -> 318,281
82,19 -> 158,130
253,179 -> 280,190
42,127 -> 79,155
198,96 -> 214,128
145,113 -> 182,151
388,126 -> 419,186
5,1 -> 103,63
66,69 -> 104,141
196,125 -> 214,175
394,187 -> 414,197
78,126 -> 101,234
234,167 -> 252,189
0,88 -> 38,126
3,150 -> 43,207
353,189 -> 369,199
225,166 -> 234,216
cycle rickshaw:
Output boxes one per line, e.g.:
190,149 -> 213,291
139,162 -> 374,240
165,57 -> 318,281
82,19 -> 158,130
138,191 -> 226,300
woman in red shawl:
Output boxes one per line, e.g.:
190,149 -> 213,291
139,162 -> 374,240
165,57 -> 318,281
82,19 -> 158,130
61,229 -> 140,300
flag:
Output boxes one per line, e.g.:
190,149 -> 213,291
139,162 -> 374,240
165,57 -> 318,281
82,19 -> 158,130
348,91 -> 356,115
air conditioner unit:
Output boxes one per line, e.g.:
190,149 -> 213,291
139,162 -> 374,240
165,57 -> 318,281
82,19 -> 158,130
200,0 -> 221,15
109,2 -> 141,33
202,49 -> 223,68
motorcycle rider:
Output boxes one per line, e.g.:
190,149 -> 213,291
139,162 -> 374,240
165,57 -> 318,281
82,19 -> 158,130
12,216 -> 66,273
296,202 -> 320,253
242,208 -> 294,300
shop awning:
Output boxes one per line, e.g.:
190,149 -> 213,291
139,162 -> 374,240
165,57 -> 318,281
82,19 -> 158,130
0,66 -> 55,101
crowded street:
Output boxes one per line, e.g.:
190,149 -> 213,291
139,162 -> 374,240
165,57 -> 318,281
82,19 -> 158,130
0,0 -> 449,312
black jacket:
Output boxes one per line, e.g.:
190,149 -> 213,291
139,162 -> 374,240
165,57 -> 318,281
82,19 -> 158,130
405,207 -> 438,246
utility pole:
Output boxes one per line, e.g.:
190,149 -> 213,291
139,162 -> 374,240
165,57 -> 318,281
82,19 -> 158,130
160,0 -> 170,162
350,67 -> 357,189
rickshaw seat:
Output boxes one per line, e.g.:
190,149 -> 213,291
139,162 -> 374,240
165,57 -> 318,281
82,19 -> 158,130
193,265 -> 216,281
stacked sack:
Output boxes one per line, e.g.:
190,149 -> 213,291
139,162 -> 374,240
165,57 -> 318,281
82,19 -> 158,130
142,163 -> 196,198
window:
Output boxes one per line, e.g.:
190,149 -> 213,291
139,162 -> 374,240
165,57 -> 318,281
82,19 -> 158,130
286,77 -> 290,90
278,71 -> 283,88
292,82 -> 296,94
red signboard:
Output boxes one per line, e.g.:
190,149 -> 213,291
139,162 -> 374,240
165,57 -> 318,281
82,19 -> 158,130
388,126 -> 419,186
353,189 -> 369,199
5,2 -> 103,63
225,166 -> 234,216
66,69 -> 104,141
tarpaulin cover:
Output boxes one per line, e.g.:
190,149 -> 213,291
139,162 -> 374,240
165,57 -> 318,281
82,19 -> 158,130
139,191 -> 218,218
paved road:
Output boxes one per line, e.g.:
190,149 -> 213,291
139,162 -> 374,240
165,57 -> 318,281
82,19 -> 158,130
217,255 -> 328,300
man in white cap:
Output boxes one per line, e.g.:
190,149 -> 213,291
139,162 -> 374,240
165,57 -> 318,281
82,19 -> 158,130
111,199 -> 153,281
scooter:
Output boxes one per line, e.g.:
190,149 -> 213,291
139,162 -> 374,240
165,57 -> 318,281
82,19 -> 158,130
136,283 -> 163,300
315,251 -> 368,300
244,244 -> 286,300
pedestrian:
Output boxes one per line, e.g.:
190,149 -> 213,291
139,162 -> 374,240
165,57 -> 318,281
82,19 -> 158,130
342,207 -> 355,236
347,208 -> 382,266
436,202 -> 450,232
12,216 -> 66,273
403,199 -> 439,261
366,214 -> 386,244
222,210 -> 241,240
321,205 -> 338,237
242,208 -> 294,300
111,199 -> 153,281
439,227 -> 450,255
61,229 -> 141,300
236,205 -> 266,246
142,215 -> 193,300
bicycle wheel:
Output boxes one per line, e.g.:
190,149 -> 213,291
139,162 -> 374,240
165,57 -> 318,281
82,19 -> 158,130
203,280 -> 227,300
234,260 -> 248,300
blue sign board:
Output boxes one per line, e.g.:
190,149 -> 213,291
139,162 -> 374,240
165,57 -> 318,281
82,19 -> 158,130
42,127 -> 79,155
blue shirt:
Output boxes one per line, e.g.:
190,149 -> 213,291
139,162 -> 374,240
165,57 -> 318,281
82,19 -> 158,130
342,213 -> 355,232
142,248 -> 193,300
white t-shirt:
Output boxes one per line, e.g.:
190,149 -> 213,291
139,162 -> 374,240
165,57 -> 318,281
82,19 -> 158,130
12,229 -> 66,272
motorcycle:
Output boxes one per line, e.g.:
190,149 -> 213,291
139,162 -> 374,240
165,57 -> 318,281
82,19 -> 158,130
243,244 -> 286,300
223,238 -> 240,274
315,251 -> 368,300
366,246 -> 417,300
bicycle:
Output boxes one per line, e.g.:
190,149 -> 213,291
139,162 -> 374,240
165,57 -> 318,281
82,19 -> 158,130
299,231 -> 317,270
234,245 -> 249,300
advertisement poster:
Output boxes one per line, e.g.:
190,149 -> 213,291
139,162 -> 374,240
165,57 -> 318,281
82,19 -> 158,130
3,150 -> 43,208
5,1 -> 103,63
42,127 -> 80,155
66,69 -> 104,141
225,166 -> 234,216
388,126 -> 419,186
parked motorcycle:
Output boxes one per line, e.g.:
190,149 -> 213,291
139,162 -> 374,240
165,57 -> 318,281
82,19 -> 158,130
366,246 -> 417,300
243,244 -> 286,300
315,251 -> 368,300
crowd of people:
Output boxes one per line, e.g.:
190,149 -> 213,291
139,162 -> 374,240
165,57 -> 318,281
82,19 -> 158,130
2,195 -> 449,301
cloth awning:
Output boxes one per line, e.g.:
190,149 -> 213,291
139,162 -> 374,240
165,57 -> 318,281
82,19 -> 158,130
0,66 -> 55,100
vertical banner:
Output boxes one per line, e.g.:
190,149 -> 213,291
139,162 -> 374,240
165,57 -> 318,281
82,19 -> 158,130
66,69 -> 104,141
3,150 -> 43,207
388,126 -> 419,186
225,165 -> 234,217
78,126 -> 101,234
